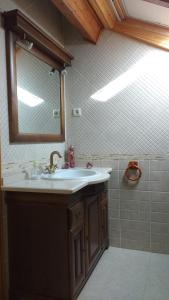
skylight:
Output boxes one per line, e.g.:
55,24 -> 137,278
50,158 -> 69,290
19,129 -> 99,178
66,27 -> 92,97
143,0 -> 169,8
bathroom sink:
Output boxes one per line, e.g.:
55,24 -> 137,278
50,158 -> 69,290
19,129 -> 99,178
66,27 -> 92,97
41,168 -> 100,180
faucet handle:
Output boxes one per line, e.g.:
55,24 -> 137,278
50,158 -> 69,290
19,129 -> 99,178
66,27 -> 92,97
44,164 -> 57,174
86,162 -> 93,169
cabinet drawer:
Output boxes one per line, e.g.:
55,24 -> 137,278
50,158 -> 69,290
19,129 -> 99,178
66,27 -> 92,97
69,202 -> 84,229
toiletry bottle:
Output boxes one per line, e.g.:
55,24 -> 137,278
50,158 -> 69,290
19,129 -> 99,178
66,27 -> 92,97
68,145 -> 75,168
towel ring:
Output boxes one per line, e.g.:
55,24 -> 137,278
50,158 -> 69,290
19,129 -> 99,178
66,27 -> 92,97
125,161 -> 142,181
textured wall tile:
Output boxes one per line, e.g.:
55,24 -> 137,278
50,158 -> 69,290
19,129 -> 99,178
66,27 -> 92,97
100,159 -> 113,168
112,159 -> 119,170
66,29 -> 169,155
151,160 -> 169,171
109,189 -> 120,200
121,220 -> 150,232
108,189 -> 120,218
120,207 -> 150,221
108,208 -> 120,219
151,222 -> 169,234
120,200 -> 148,211
121,230 -> 150,241
108,171 -> 119,189
109,237 -> 121,248
150,171 -> 162,181
120,210 -> 148,221
108,199 -> 120,210
151,192 -> 169,202
121,190 -> 151,202
139,160 -> 150,181
108,219 -> 121,247
151,202 -> 169,213
151,212 -> 169,223
121,237 -> 150,251
121,227 -> 150,251
109,218 -> 121,232
150,175 -> 169,192
75,160 -> 86,167
151,234 -> 169,254
119,160 -> 130,171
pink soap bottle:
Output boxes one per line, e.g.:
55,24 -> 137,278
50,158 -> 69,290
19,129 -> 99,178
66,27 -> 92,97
67,145 -> 75,168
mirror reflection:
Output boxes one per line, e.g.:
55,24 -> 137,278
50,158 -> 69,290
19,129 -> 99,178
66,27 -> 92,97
16,47 -> 61,135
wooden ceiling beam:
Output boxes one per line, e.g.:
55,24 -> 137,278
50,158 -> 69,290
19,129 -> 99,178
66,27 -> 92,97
87,0 -> 116,29
51,0 -> 169,52
114,18 -> 169,51
51,0 -> 103,43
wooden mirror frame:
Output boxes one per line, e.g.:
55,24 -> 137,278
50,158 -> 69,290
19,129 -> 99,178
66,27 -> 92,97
3,10 -> 73,143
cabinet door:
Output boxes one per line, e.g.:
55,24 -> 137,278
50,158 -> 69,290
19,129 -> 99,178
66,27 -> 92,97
85,195 -> 101,274
7,201 -> 70,300
100,191 -> 108,249
69,202 -> 85,296
69,225 -> 85,296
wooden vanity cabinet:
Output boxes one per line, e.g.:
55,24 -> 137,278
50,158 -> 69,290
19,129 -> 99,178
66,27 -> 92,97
85,194 -> 101,274
100,191 -> 109,249
69,201 -> 85,296
5,183 -> 108,300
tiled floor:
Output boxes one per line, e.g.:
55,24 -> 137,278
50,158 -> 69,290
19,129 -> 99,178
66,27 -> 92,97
77,247 -> 169,300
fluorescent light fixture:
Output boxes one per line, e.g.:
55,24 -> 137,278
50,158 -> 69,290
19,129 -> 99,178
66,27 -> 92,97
91,52 -> 169,102
17,86 -> 44,107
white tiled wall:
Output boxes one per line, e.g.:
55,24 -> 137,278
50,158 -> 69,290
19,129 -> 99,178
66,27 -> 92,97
65,29 -> 169,155
0,0 -> 65,175
64,25 -> 169,254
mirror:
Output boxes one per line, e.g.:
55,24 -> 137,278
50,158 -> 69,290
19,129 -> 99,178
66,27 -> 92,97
16,47 -> 61,135
6,35 -> 65,143
3,10 -> 73,143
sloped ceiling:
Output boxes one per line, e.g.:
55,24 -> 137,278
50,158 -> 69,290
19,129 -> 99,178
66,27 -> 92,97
51,0 -> 169,51
144,0 -> 169,8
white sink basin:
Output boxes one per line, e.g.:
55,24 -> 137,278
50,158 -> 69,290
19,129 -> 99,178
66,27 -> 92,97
41,168 -> 101,180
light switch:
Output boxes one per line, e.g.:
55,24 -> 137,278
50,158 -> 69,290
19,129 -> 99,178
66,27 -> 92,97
72,108 -> 82,117
53,109 -> 60,118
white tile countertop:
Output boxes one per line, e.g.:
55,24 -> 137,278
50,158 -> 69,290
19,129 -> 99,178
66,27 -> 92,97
2,168 -> 112,194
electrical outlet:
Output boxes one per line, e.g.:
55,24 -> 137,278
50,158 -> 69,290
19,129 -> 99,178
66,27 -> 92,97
53,109 -> 60,118
72,108 -> 82,117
